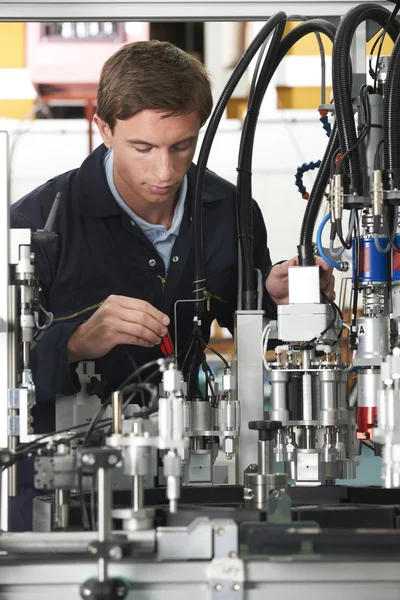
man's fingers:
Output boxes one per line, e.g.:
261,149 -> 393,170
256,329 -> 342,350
110,295 -> 170,326
116,306 -> 168,337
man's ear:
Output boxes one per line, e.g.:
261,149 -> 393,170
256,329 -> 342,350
93,114 -> 113,148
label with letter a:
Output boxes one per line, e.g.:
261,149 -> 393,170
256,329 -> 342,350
358,324 -> 366,335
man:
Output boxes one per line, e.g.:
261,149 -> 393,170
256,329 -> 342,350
10,40 -> 334,529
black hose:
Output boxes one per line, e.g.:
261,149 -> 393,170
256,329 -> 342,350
299,123 -> 340,263
383,33 -> 400,190
237,20 -> 287,308
236,18 -> 336,302
332,4 -> 400,196
192,11 -> 287,315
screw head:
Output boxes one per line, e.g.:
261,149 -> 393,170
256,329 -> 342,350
214,584 -> 223,592
81,587 -> 91,598
108,454 -> 119,466
117,585 -> 127,597
232,583 -> 241,592
229,551 -> 238,559
109,545 -> 123,560
217,528 -> 225,536
87,544 -> 97,555
2,455 -> 10,464
82,453 -> 95,466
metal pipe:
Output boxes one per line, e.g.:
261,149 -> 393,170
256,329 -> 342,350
54,489 -> 70,530
133,475 -> 144,512
258,439 -> 274,475
97,467 -> 111,582
7,285 -> 18,497
112,391 -> 123,435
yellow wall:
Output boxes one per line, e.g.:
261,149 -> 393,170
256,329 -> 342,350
0,23 -> 35,118
0,23 -> 26,67
278,23 -> 394,110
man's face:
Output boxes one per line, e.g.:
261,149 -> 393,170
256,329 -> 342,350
95,110 -> 200,207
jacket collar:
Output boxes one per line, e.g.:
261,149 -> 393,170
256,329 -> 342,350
77,143 -> 227,218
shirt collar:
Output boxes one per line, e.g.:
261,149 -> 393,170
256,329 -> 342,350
77,144 -> 227,218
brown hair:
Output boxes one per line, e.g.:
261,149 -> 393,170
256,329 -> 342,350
97,40 -> 213,131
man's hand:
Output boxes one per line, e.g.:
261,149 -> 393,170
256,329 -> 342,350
67,295 -> 170,363
265,256 -> 335,306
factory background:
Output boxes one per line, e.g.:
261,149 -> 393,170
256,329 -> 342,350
0,20 -> 392,485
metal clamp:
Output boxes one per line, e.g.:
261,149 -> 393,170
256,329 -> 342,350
80,578 -> 128,599
76,448 -> 122,473
208,519 -> 244,599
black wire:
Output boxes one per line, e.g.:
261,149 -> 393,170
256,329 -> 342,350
300,293 -> 339,349
78,470 -> 91,531
83,358 -> 170,447
386,205 -> 400,253
121,345 -> 145,408
370,4 -> 400,91
90,476 -> 97,532
335,84 -> 372,175
200,339 -> 230,368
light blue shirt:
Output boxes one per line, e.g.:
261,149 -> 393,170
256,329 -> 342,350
104,148 -> 187,272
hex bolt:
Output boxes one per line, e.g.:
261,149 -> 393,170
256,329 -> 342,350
117,585 -> 127,597
81,587 -> 91,598
108,454 -> 119,466
82,453 -> 95,466
232,583 -> 241,592
214,584 -> 223,592
109,546 -> 123,560
217,528 -> 225,536
229,551 -> 238,559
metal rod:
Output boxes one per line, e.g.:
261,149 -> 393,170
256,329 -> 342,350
54,489 -> 70,530
7,285 -> 18,497
112,391 -> 123,435
97,467 -> 111,582
133,475 -> 144,512
258,440 -> 274,475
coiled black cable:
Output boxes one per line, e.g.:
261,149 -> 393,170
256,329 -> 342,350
383,32 -> 400,190
236,19 -> 336,288
192,11 -> 287,315
332,4 -> 400,196
237,19 -> 287,308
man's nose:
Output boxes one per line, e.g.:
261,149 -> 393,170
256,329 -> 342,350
155,151 -> 174,182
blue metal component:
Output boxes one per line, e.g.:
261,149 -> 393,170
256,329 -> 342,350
353,237 -> 387,284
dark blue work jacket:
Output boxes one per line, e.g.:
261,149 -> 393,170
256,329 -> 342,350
11,143 -> 276,436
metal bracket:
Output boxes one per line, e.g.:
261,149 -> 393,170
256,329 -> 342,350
207,519 -> 244,599
207,557 -> 244,600
157,517 -> 213,560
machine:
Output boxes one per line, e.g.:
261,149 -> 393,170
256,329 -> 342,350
2,1 -> 400,598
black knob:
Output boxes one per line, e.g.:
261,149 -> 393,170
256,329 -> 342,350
248,420 -> 282,441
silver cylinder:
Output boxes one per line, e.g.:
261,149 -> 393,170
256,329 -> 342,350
132,475 -> 144,512
337,371 -> 348,421
319,370 -> 339,426
356,316 -> 390,360
191,400 -> 212,432
112,391 -> 123,435
259,440 -> 274,475
54,489 -> 70,530
124,444 -> 151,477
8,285 -> 18,497
270,370 -> 289,422
358,368 -> 380,407
244,472 -> 288,509
218,400 -> 238,431
97,467 -> 111,582
183,400 -> 191,432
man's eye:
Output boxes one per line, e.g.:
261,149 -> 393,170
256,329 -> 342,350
136,147 -> 152,154
173,146 -> 189,152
